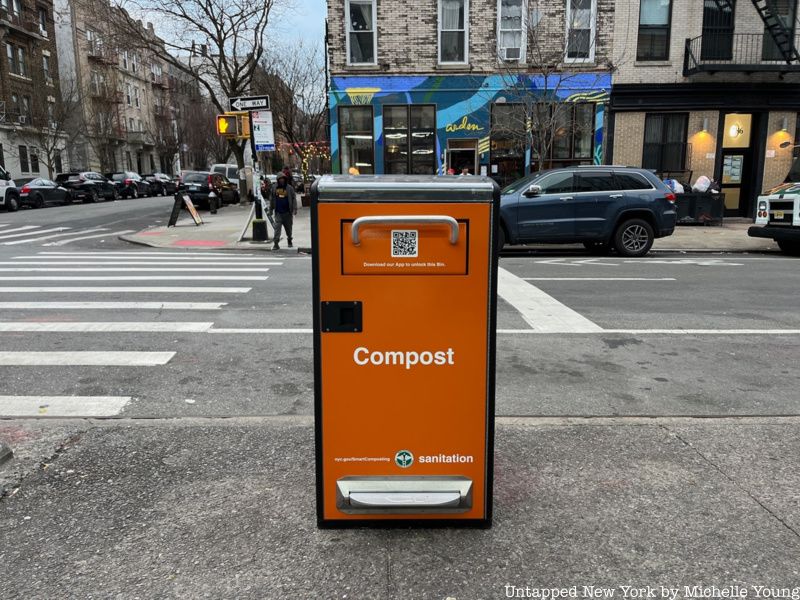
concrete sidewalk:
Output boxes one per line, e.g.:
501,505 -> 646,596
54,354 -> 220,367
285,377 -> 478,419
121,200 -> 313,253
121,203 -> 781,254
1,416 -> 799,597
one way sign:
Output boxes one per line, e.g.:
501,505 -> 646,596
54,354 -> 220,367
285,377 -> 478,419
229,95 -> 270,111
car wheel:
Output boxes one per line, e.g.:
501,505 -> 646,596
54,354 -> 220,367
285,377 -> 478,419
132,187 -> 139,199
613,218 -> 654,257
112,188 -> 120,201
85,189 -> 98,203
32,193 -> 45,209
5,193 -> 19,212
63,192 -> 73,205
583,241 -> 612,255
777,240 -> 800,256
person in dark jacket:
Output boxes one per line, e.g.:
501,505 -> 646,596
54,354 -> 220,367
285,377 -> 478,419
269,173 -> 297,249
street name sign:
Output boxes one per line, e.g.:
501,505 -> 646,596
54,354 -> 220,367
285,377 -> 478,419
251,110 -> 276,152
229,95 -> 270,111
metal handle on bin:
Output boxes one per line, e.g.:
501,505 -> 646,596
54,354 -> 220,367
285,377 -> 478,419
351,215 -> 460,245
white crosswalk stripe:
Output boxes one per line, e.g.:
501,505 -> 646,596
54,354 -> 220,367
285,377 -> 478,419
0,226 -> 137,246
0,396 -> 132,417
0,249 -> 291,417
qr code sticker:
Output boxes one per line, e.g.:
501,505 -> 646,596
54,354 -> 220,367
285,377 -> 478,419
391,230 -> 418,257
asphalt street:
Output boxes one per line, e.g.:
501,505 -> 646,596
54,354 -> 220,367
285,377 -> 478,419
1,200 -> 799,597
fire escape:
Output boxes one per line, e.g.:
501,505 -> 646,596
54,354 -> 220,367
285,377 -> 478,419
684,0 -> 800,75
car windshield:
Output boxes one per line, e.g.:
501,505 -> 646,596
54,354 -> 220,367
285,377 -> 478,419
501,175 -> 537,195
183,173 -> 207,183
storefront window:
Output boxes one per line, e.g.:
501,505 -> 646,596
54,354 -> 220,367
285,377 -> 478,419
383,105 -> 436,174
340,106 -> 374,174
642,113 -> 688,172
531,103 -> 596,170
491,103 -> 526,187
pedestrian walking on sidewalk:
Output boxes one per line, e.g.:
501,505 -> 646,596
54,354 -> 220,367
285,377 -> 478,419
269,173 -> 297,250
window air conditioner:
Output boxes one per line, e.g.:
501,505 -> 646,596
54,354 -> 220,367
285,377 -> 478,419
18,115 -> 26,124
502,47 -> 522,61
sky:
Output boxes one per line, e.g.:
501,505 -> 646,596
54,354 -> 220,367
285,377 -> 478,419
272,0 -> 327,45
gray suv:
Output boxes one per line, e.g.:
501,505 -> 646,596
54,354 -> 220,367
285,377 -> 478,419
499,166 -> 677,257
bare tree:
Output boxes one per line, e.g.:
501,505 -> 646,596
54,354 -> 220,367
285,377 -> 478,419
489,0 -> 614,181
181,98 -> 230,169
255,40 -> 327,179
115,0 -> 283,184
20,80 -> 84,178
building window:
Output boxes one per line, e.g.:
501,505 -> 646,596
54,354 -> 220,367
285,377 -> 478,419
566,0 -> 595,61
54,149 -> 62,173
6,0 -> 20,16
30,147 -> 39,173
346,0 -> 376,64
0,144 -> 5,168
339,106 -> 374,174
498,0 -> 525,62
129,117 -> 134,131
763,0 -> 797,60
642,113 -> 688,172
125,151 -> 132,170
17,46 -> 27,76
491,103 -> 526,187
701,0 -> 735,60
637,0 -> 672,61
439,0 -> 468,63
383,105 -> 436,174
131,52 -> 138,73
21,95 -> 31,121
38,8 -> 47,34
19,145 -> 29,172
122,50 -> 129,70
134,87 -> 140,108
6,44 -> 14,74
42,55 -> 51,80
126,84 -> 132,106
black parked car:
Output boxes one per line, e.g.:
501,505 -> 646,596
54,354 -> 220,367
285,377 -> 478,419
17,177 -> 72,208
143,173 -> 177,196
106,172 -> 152,199
499,166 -> 677,257
178,171 -> 239,209
55,172 -> 118,203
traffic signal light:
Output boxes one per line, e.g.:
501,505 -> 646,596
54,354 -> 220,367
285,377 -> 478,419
216,115 -> 238,136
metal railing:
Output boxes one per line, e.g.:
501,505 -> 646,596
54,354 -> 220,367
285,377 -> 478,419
685,33 -> 800,75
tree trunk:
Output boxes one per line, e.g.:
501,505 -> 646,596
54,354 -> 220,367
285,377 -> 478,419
228,138 -> 249,199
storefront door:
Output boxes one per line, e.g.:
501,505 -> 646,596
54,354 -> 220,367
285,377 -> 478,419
719,113 -> 758,217
447,139 -> 478,174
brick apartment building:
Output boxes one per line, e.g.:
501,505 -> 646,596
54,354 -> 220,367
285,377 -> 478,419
54,0 -> 182,174
327,0 -> 615,185
608,0 -> 800,216
0,0 -> 63,178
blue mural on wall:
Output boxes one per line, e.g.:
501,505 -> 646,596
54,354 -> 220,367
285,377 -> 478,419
329,73 -> 611,175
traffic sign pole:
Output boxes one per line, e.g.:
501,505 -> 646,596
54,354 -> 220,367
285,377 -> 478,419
249,108 -> 262,219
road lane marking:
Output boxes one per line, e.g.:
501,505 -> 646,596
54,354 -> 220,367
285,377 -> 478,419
43,230 -> 135,245
0,396 -> 131,417
0,286 -> 251,293
0,302 -> 226,310
3,229 -> 108,245
209,328 -> 314,333
602,329 -> 800,335
523,277 -> 675,282
0,225 -> 39,235
2,261 -> 281,266
497,267 -> 603,333
0,351 -> 175,365
37,251 -> 256,256
0,322 -> 214,332
0,276 -> 268,280
0,227 -> 66,241
0,267 -> 270,272
16,256 -> 282,262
